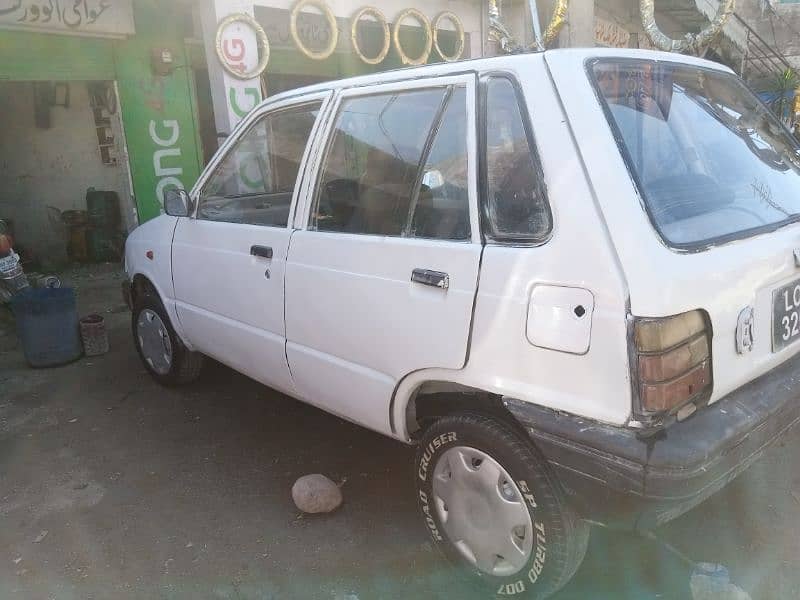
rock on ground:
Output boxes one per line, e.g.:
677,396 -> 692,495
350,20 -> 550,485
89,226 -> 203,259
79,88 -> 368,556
292,474 -> 342,514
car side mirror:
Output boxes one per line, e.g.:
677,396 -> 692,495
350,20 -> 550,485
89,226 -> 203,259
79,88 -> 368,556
163,189 -> 193,217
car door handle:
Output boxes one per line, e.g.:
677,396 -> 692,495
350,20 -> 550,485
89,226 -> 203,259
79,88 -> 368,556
250,245 -> 273,259
411,269 -> 449,290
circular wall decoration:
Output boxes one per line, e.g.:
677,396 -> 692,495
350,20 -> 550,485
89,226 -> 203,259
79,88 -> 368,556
215,13 -> 270,80
432,11 -> 464,62
542,0 -> 568,47
351,6 -> 390,65
393,8 -> 432,66
291,0 -> 339,61
640,0 -> 735,54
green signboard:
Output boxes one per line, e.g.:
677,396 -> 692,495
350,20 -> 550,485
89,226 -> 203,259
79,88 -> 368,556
0,30 -> 116,81
114,0 -> 203,223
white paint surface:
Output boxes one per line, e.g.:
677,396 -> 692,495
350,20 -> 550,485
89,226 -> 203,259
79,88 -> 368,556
546,48 -> 800,411
127,49 -> 800,445
527,286 -> 595,354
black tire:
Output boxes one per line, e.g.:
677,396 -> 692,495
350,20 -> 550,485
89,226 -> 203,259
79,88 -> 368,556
132,293 -> 203,386
414,414 -> 590,599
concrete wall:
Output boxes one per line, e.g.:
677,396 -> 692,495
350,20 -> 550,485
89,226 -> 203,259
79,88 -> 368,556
583,0 -> 689,48
0,81 -> 132,264
736,0 -> 800,71
493,0 -> 699,50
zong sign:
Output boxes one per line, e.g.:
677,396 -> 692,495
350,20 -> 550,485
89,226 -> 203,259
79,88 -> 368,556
149,119 -> 184,211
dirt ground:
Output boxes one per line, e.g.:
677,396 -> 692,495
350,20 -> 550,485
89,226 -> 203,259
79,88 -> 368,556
1,265 -> 800,600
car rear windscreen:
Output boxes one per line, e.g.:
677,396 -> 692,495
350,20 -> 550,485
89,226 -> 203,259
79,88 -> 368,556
590,59 -> 800,249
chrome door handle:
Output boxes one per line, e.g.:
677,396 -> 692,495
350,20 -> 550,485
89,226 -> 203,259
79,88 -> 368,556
250,245 -> 273,259
411,269 -> 449,290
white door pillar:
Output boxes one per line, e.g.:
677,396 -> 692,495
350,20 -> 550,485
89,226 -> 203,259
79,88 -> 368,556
199,0 -> 263,145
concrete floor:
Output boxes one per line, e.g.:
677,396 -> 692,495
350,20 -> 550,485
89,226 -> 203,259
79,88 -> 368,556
1,265 -> 800,600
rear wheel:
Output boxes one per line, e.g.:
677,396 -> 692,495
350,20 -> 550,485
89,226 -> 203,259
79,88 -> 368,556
132,294 -> 203,386
414,413 -> 589,599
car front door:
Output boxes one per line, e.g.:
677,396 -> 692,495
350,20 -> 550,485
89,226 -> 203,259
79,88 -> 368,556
172,92 -> 331,395
285,75 -> 481,435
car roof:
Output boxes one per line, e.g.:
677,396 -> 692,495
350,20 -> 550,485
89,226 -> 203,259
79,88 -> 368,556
258,47 -> 735,107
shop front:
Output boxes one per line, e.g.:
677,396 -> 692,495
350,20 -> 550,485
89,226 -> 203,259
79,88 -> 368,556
196,0 -> 483,156
1,0 -> 759,266
0,0 -> 204,266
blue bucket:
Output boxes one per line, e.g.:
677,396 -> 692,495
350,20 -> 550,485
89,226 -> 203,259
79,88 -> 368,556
10,287 -> 82,367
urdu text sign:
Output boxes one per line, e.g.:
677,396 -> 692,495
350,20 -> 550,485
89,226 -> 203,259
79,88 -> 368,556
0,0 -> 134,37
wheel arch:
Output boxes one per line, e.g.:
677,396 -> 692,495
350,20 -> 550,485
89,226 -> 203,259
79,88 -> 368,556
129,272 -> 194,351
398,377 -> 530,443
130,273 -> 160,307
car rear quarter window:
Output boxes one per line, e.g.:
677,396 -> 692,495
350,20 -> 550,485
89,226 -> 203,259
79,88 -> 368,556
483,76 -> 551,243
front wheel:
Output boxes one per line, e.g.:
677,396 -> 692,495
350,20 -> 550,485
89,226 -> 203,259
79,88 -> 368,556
414,414 -> 589,599
132,294 -> 203,386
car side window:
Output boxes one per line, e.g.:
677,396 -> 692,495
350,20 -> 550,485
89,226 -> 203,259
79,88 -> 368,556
310,85 -> 471,240
410,87 -> 471,240
197,102 -> 322,226
484,77 -> 551,241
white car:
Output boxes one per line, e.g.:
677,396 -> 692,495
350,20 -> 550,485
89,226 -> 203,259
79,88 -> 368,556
124,48 -> 800,598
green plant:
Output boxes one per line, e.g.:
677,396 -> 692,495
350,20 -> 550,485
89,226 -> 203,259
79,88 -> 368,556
768,68 -> 800,122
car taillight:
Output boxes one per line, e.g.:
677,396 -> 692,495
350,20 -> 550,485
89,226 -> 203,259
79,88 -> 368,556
634,310 -> 712,419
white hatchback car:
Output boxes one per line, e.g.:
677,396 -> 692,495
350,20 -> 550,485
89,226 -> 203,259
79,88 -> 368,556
124,48 -> 800,598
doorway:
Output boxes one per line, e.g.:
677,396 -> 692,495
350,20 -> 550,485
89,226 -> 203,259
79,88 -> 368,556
0,80 -> 134,269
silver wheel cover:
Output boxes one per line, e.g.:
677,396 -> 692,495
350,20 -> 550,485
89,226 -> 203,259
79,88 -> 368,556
136,309 -> 173,375
432,446 -> 534,577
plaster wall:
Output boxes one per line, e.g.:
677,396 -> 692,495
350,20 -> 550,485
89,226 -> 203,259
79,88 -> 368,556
0,81 -> 132,264
736,0 -> 800,71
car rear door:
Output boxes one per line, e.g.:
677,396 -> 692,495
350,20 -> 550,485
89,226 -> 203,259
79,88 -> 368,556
172,92 -> 331,395
285,74 -> 481,435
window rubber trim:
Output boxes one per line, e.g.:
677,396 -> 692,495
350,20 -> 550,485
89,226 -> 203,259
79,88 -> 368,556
478,71 -> 553,247
403,86 -> 456,237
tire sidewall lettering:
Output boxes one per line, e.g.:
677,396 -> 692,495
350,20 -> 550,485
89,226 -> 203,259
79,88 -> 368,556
417,431 -> 458,481
497,580 -> 526,595
528,521 -> 547,585
517,479 -> 539,509
417,432 -> 458,543
495,487 -> 548,595
416,428 -> 552,596
419,489 -> 443,541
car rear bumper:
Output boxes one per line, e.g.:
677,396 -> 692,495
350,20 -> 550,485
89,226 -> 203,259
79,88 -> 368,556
504,352 -> 800,530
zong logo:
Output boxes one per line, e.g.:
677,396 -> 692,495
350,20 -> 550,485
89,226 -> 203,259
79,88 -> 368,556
149,119 -> 184,210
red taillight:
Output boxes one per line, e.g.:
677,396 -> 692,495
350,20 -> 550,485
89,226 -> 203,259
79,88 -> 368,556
640,360 -> 711,412
638,335 -> 709,382
634,311 -> 712,418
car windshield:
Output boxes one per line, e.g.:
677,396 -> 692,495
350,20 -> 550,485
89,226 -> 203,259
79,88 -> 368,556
591,59 -> 800,248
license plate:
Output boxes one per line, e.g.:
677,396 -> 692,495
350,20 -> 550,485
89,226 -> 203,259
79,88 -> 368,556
773,278 -> 800,351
